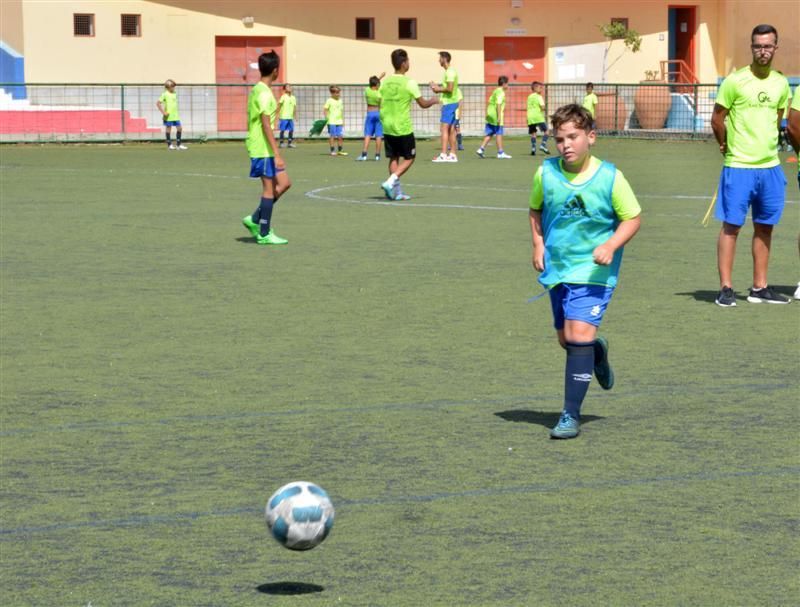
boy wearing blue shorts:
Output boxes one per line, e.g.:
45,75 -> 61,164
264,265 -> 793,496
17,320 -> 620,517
786,88 -> 800,299
157,79 -> 187,150
711,24 -> 790,306
241,51 -> 291,246
477,76 -> 511,159
324,86 -> 347,156
278,84 -> 297,148
430,51 -> 460,162
357,73 -> 385,161
529,104 -> 641,439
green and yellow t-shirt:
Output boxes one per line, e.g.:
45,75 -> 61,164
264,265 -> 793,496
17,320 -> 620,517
530,156 -> 641,288
582,92 -> 598,118
278,93 -> 296,120
379,74 -> 422,137
440,66 -> 459,105
527,92 -> 545,125
791,90 -> 800,174
364,87 -> 382,107
323,97 -> 344,125
716,66 -> 789,168
246,81 -> 277,159
486,87 -> 505,126
159,90 -> 180,121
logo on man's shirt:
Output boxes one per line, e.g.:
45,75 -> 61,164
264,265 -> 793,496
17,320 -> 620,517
561,195 -> 589,218
757,91 -> 772,104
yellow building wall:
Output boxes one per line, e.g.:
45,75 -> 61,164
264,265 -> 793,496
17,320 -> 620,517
1,0 -> 24,53
16,0 -> 799,85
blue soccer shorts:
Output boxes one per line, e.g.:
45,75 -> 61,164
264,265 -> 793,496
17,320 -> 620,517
327,124 -> 343,137
249,157 -> 285,179
484,123 -> 504,136
163,120 -> 181,127
279,119 -> 294,131
714,165 -> 787,226
363,111 -> 383,137
441,102 -> 459,125
549,283 -> 615,330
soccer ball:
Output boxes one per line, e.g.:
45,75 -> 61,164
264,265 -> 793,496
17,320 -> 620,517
265,481 -> 335,550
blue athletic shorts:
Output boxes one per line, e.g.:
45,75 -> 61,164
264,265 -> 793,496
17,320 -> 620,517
484,123 -> 504,136
528,122 -> 547,134
441,103 -> 459,125
549,283 -> 615,330
279,119 -> 294,131
327,124 -> 343,137
163,120 -> 181,127
363,111 -> 383,138
714,165 -> 787,226
249,157 -> 283,179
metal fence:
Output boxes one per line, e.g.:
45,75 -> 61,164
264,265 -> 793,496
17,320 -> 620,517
0,82 -> 718,143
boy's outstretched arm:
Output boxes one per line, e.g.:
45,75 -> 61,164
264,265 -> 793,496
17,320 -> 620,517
529,209 -> 545,272
415,95 -> 439,109
593,215 -> 641,265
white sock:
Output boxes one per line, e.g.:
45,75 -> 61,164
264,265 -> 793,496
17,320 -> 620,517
386,174 -> 398,186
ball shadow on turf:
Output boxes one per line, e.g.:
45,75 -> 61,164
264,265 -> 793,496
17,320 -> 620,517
494,409 -> 604,428
256,581 -> 324,595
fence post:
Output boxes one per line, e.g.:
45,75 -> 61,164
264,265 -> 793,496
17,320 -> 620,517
120,83 -> 126,140
692,84 -> 698,135
613,83 -> 619,132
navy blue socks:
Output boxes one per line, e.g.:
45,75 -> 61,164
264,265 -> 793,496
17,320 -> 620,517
563,342 -> 594,419
257,197 -> 274,236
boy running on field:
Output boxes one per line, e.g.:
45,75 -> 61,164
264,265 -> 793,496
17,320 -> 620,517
477,76 -> 511,159
379,48 -> 438,201
529,104 -> 641,439
241,51 -> 292,246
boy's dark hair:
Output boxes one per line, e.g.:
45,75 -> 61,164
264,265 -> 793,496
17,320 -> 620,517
369,75 -> 380,87
532,80 -> 542,87
751,24 -> 778,44
258,51 -> 280,77
586,82 -> 594,89
550,103 -> 594,133
282,84 -> 291,90
391,48 -> 408,70
439,51 -> 451,63
329,85 -> 340,93
498,75 -> 509,86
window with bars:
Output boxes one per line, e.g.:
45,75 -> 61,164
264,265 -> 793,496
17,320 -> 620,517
398,18 -> 417,40
355,18 -> 374,40
73,14 -> 95,37
121,14 -> 141,37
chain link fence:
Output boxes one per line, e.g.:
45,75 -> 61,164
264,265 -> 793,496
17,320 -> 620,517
0,82 -> 718,143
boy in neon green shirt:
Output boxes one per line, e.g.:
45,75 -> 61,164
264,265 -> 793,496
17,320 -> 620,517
241,51 -> 291,246
156,79 -> 187,150
430,51 -> 460,162
529,103 -> 641,438
710,24 -> 791,306
357,72 -> 385,161
324,86 -> 346,156
378,48 -> 438,201
527,81 -> 550,155
278,84 -> 297,148
477,76 -> 511,159
582,83 -> 598,122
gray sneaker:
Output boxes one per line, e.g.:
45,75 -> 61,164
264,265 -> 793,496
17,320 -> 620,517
715,287 -> 736,307
747,286 -> 791,304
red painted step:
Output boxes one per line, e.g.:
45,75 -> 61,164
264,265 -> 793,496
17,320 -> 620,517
0,109 -> 162,134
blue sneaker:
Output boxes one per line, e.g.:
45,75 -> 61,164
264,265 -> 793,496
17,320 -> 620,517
550,411 -> 580,439
593,336 -> 614,390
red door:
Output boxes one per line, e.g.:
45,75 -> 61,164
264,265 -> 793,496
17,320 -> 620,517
215,36 -> 284,132
483,37 -> 545,127
670,6 -> 696,92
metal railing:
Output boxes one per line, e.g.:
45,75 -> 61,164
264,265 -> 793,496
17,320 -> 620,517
0,82 -> 719,143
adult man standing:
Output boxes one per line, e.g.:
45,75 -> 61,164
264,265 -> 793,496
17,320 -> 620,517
430,51 -> 460,162
711,24 -> 790,306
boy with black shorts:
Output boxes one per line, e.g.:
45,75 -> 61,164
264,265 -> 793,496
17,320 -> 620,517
378,49 -> 438,201
527,81 -> 550,155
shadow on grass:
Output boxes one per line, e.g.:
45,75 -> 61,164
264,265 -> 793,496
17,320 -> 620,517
256,581 -> 324,595
676,285 -> 797,303
235,236 -> 258,245
494,409 -> 604,429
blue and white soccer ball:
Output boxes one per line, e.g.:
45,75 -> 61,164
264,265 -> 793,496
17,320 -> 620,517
265,481 -> 335,550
